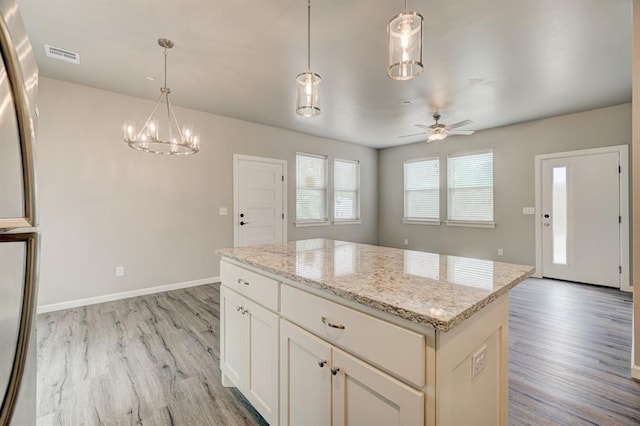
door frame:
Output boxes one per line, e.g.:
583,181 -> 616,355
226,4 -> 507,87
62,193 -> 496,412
233,154 -> 288,247
534,145 -> 630,292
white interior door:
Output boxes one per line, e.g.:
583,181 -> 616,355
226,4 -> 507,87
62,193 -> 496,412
541,152 -> 620,287
234,155 -> 286,247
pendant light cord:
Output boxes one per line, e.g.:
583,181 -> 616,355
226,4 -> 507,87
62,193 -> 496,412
307,0 -> 311,71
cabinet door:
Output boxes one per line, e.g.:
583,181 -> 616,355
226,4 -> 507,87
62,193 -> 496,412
280,320 -> 331,426
244,297 -> 279,425
220,286 -> 248,389
332,348 -> 424,426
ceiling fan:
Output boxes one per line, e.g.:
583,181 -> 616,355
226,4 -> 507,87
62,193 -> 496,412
400,113 -> 475,142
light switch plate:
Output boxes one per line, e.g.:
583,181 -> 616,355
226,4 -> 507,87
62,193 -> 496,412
219,207 -> 228,216
522,207 -> 535,215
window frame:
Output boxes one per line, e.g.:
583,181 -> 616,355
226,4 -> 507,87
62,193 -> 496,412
446,149 -> 495,228
403,157 -> 441,225
333,158 -> 361,224
295,152 -> 330,227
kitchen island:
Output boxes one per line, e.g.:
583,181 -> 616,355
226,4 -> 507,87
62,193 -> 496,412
216,239 -> 534,426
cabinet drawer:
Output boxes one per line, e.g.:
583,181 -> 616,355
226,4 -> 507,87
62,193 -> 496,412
281,285 -> 425,387
221,260 -> 278,311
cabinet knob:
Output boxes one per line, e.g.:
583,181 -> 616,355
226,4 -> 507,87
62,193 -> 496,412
237,306 -> 242,312
241,308 -> 248,315
331,366 -> 340,376
318,359 -> 327,368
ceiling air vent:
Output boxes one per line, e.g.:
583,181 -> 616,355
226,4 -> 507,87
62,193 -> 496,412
44,44 -> 80,64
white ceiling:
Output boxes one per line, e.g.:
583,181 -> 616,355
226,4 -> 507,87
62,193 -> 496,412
17,0 -> 632,149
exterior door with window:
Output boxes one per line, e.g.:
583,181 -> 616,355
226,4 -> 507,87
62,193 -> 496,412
541,152 -> 620,287
234,155 -> 286,247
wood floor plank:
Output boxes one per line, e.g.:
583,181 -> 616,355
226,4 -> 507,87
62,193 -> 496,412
509,278 -> 640,425
37,279 -> 640,425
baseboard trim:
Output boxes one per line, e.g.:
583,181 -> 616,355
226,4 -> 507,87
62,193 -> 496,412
37,277 -> 220,314
633,365 -> 640,382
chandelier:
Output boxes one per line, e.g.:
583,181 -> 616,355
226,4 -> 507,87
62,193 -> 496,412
296,0 -> 321,117
123,38 -> 200,155
387,0 -> 424,80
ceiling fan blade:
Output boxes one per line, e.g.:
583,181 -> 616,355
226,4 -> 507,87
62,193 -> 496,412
414,124 -> 432,131
446,120 -> 473,130
448,130 -> 475,136
398,132 -> 426,138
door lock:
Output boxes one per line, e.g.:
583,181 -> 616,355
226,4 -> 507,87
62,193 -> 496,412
544,214 -> 550,218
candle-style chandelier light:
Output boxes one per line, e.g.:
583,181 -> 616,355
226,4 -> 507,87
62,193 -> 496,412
123,38 -> 200,155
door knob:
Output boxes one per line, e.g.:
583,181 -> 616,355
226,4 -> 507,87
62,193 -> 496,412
240,221 -> 249,226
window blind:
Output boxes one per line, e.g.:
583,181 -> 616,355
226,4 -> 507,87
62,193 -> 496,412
296,153 -> 328,222
334,159 -> 360,220
404,158 -> 440,220
447,151 -> 494,222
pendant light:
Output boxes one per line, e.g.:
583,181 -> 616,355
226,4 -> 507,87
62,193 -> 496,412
387,0 -> 424,80
123,38 -> 200,155
296,0 -> 321,117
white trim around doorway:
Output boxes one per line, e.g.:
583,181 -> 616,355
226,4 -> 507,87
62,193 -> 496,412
534,145 -> 631,292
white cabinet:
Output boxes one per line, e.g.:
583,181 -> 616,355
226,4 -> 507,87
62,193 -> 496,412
280,319 -> 424,426
280,319 -> 332,426
220,286 -> 279,425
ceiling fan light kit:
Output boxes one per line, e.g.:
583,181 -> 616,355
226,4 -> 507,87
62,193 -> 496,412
411,113 -> 475,142
296,0 -> 321,117
387,0 -> 423,80
123,38 -> 200,155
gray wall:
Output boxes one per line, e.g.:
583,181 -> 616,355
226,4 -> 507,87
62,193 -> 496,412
36,77 -> 378,306
377,103 -> 631,266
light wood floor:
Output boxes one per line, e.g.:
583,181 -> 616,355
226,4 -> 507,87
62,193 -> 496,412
36,279 -> 639,425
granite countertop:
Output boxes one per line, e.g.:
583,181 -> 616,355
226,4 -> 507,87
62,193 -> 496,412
216,239 -> 534,332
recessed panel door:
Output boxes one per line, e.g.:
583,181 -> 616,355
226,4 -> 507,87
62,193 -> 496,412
235,156 -> 285,247
541,152 -> 620,287
280,320 -> 331,426
220,286 -> 248,388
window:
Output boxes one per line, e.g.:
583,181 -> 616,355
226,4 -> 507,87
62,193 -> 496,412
404,158 -> 440,223
334,159 -> 360,222
296,153 -> 328,224
447,151 -> 494,225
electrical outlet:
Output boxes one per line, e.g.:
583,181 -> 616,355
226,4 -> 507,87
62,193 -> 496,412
497,248 -> 504,256
471,345 -> 488,379
404,238 -> 409,245
115,266 -> 124,277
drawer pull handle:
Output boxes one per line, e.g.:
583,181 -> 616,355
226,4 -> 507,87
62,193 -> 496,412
237,278 -> 250,286
331,366 -> 340,376
237,306 -> 242,312
318,359 -> 327,368
321,316 -> 345,330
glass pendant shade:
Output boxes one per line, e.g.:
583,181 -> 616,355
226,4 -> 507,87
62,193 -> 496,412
123,38 -> 200,155
296,71 -> 321,117
387,10 -> 424,80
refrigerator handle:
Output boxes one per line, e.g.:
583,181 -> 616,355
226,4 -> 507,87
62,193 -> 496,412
0,233 -> 39,424
0,9 -> 37,229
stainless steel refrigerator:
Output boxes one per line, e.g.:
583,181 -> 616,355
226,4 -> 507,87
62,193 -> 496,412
0,0 -> 39,424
